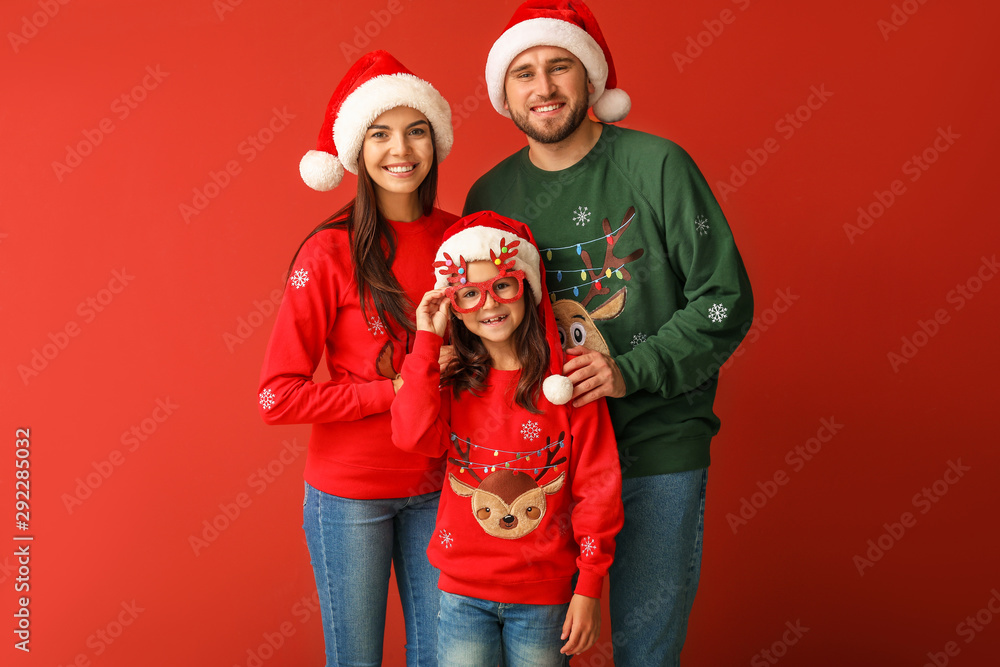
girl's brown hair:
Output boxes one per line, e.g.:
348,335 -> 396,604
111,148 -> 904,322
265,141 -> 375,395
440,286 -> 550,414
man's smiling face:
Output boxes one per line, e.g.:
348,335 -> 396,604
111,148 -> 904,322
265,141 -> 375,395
503,45 -> 594,144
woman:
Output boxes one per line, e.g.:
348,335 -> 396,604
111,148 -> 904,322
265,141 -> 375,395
258,50 -> 456,666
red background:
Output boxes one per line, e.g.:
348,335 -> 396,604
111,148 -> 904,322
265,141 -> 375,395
3,0 -> 999,665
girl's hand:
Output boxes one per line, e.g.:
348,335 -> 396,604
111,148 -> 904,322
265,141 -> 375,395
560,594 -> 600,655
416,289 -> 450,338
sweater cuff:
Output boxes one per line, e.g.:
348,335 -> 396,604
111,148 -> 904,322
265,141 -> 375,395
614,345 -> 662,396
413,329 -> 444,361
574,571 -> 604,599
355,379 -> 396,417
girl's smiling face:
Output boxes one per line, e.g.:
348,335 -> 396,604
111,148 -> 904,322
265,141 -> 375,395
455,261 -> 526,363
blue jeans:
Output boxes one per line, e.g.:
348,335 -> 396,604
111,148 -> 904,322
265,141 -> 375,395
437,592 -> 570,667
609,468 -> 708,666
302,482 -> 441,667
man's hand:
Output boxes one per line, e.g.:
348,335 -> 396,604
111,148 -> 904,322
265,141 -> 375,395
563,346 -> 626,407
560,594 -> 600,655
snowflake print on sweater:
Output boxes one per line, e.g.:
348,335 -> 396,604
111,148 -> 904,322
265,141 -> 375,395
695,215 -> 710,236
289,268 -> 309,289
581,536 -> 597,558
573,206 -> 591,226
259,388 -> 275,411
439,529 -> 453,549
521,420 -> 540,441
708,303 -> 728,323
367,317 -> 386,337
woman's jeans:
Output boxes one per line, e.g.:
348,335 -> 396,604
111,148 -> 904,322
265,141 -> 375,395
303,482 -> 441,666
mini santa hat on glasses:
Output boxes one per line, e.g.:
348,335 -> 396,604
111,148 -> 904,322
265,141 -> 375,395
486,0 -> 630,123
433,211 -> 574,406
299,50 -> 454,192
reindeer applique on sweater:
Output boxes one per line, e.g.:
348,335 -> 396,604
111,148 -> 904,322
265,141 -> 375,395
447,431 -> 569,540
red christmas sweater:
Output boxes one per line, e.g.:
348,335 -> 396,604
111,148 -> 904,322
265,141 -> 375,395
391,331 -> 624,604
258,208 -> 456,499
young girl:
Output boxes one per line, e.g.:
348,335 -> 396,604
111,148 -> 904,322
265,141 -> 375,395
258,51 -> 456,666
390,211 -> 623,665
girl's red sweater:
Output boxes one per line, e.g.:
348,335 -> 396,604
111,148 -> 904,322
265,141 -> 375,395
391,331 -> 623,604
258,209 -> 456,499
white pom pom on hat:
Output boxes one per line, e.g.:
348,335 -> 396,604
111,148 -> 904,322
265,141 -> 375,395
300,50 -> 454,192
299,150 -> 344,192
543,375 -> 574,406
485,0 -> 630,123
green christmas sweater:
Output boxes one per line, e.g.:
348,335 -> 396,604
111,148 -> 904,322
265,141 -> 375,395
464,124 -> 753,477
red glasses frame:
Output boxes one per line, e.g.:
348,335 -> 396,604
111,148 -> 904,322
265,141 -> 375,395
447,270 -> 526,313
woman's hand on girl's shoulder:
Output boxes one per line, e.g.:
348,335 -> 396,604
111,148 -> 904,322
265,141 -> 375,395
415,289 -> 450,338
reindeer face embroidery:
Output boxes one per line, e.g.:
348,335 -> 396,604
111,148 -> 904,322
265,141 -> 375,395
449,470 -> 565,540
553,286 -> 627,355
545,206 -> 644,354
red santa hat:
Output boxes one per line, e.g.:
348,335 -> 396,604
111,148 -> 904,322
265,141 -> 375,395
486,0 -> 631,123
299,50 -> 454,191
433,211 -> 574,406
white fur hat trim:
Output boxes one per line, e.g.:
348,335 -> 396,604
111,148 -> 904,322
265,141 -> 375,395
433,225 -> 542,305
486,17 -> 608,118
333,73 -> 453,175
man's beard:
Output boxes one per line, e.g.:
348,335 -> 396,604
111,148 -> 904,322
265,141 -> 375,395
509,97 -> 589,144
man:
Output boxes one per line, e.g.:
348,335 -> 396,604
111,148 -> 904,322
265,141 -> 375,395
463,1 -> 753,664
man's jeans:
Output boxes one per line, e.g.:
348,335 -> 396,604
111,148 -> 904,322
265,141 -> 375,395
609,468 -> 708,666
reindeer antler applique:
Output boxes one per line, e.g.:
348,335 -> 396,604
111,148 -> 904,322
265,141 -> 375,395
577,207 -> 645,308
447,431 -> 569,539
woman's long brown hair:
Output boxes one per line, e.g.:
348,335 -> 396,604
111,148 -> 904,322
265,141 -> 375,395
440,290 -> 551,414
288,129 -> 439,340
